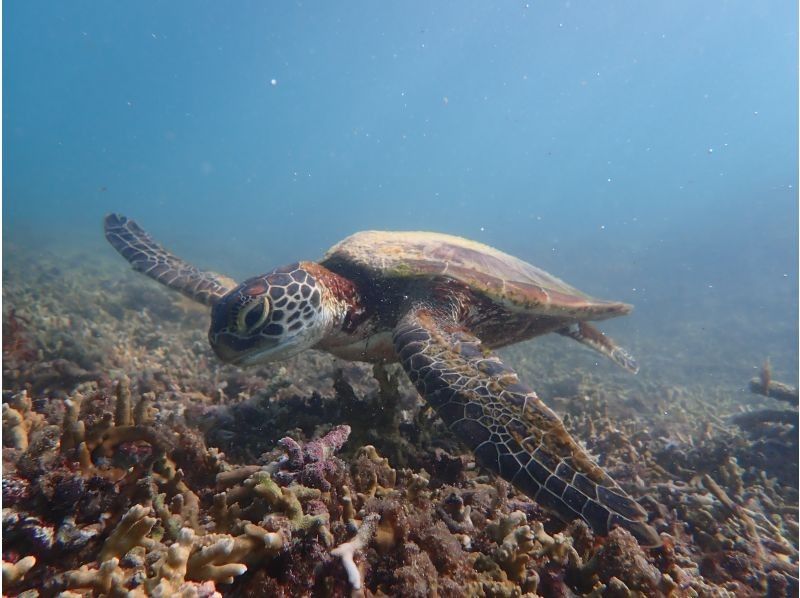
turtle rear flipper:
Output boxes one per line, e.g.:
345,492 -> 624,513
393,301 -> 660,546
557,322 -> 639,373
104,214 -> 236,306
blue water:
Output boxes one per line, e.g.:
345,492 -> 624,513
5,1 -> 798,383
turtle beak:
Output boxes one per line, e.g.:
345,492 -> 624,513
212,342 -> 245,365
208,333 -> 243,364
208,287 -> 280,365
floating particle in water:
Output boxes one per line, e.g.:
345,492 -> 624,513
707,148 -> 713,154
270,79 -> 278,86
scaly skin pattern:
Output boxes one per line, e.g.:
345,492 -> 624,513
104,214 -> 236,306
208,262 -> 356,365
393,300 -> 661,546
557,321 -> 639,373
103,215 -> 657,545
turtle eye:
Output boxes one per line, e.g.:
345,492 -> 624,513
236,296 -> 270,333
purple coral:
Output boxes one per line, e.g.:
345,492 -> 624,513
275,425 -> 351,491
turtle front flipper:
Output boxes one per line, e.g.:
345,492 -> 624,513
104,214 -> 236,306
393,301 -> 660,546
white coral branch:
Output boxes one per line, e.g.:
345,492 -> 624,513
331,513 -> 380,590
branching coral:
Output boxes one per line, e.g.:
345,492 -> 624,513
58,378 -> 173,472
63,557 -> 126,595
2,391 -> 44,450
99,504 -> 157,562
274,424 -> 351,491
185,530 -> 249,585
2,402 -> 29,450
245,471 -> 331,539
749,361 -> 798,405
351,444 -> 398,499
584,527 -> 663,594
531,521 -> 582,567
3,247 -> 798,596
481,510 -> 540,592
57,518 -> 252,595
331,512 -> 380,591
2,555 -> 36,586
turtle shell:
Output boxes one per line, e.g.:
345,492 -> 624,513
322,231 -> 631,320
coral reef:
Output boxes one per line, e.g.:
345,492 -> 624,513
2,245 -> 798,596
330,512 -> 380,591
749,359 -> 799,405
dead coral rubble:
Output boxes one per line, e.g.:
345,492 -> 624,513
2,248 -> 798,596
749,359 -> 799,406
2,376 -> 354,595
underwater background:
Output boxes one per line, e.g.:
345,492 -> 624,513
3,2 -> 798,596
5,0 -> 798,386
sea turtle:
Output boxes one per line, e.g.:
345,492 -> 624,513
104,214 -> 659,546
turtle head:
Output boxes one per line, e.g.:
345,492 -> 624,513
209,263 -> 333,366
